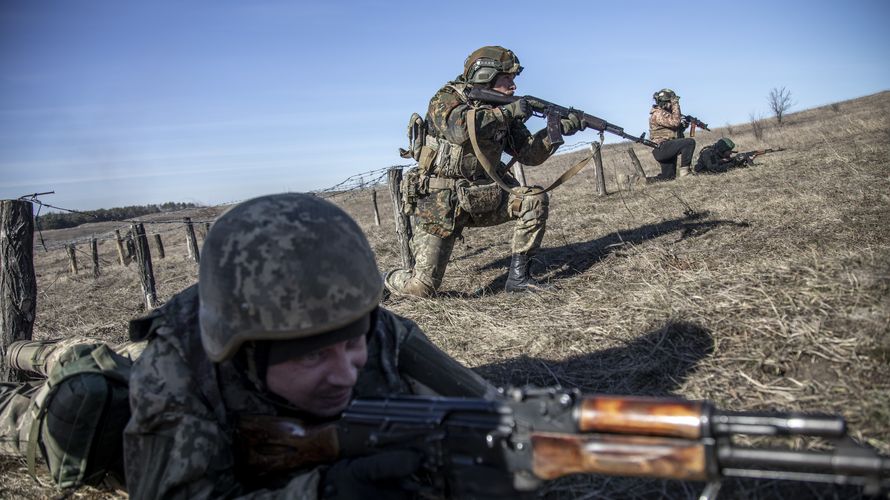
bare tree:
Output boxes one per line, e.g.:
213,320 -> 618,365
749,112 -> 766,141
768,86 -> 794,124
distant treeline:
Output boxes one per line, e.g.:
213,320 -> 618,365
36,202 -> 199,230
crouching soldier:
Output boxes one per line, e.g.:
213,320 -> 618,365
384,46 -> 585,298
648,88 -> 696,180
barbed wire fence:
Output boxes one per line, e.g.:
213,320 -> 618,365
8,137 -> 633,304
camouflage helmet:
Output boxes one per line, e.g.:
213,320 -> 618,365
653,88 -> 679,103
463,46 -> 523,84
198,193 -> 383,362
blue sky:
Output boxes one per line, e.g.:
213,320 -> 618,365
2,0 -> 888,210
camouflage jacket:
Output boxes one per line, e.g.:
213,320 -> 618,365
695,145 -> 736,173
425,81 -> 556,180
649,103 -> 683,145
124,285 -> 444,500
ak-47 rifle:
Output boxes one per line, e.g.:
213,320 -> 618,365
237,388 -> 889,499
466,87 -> 657,148
683,114 -> 710,137
733,148 -> 786,167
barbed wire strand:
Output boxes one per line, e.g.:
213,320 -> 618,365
20,139 -> 598,250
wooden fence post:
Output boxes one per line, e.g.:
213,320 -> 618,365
627,147 -> 647,179
387,168 -> 414,269
90,237 -> 100,277
184,217 -> 200,263
132,223 -> 158,309
1,199 -> 37,382
154,233 -> 166,259
66,244 -> 78,275
114,229 -> 128,266
371,190 -> 381,227
592,142 -> 607,196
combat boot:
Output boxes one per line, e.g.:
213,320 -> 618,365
504,254 -> 552,293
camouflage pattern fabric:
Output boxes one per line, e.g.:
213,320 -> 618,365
649,102 -> 683,145
124,284 -> 438,499
695,145 -> 734,173
0,337 -> 145,458
387,180 -> 548,297
386,81 -> 556,297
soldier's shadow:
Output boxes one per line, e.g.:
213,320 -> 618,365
474,211 -> 749,293
474,320 -> 714,397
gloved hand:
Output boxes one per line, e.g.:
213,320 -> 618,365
499,98 -> 532,122
321,450 -> 422,500
679,118 -> 689,130
560,111 -> 585,136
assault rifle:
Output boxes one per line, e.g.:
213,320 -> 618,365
237,388 -> 890,499
466,87 -> 658,149
733,148 -> 786,167
683,114 -> 710,137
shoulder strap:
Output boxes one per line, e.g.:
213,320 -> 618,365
466,108 -> 592,197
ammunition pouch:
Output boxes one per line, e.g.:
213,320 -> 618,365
456,181 -> 503,216
400,167 -> 427,216
425,135 -> 465,178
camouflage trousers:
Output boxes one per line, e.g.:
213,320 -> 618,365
0,337 -> 145,456
386,186 -> 548,297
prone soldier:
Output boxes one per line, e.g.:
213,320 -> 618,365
1,193 -> 503,499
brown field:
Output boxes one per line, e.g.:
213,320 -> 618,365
2,91 -> 889,499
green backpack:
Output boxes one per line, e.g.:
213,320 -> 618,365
26,342 -> 132,489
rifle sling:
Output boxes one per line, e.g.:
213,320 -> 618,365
466,108 -> 591,197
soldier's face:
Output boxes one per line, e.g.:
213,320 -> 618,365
491,73 -> 517,95
265,335 -> 368,417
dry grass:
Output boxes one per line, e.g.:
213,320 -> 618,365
4,91 -> 889,499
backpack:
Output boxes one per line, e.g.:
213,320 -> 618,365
26,342 -> 133,489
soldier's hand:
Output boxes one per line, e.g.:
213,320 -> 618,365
499,98 -> 532,122
321,450 -> 422,499
560,112 -> 585,136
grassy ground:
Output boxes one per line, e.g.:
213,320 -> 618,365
3,91 -> 888,499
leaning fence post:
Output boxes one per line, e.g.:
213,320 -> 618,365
132,223 -> 158,309
626,147 -> 647,179
184,217 -> 200,263
1,199 -> 37,382
66,243 -> 78,275
153,233 -> 166,259
114,229 -> 128,266
387,168 -> 414,269
591,142 -> 607,196
90,237 -> 100,277
371,190 -> 381,227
